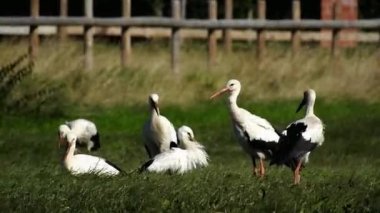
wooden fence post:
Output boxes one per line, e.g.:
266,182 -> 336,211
29,0 -> 39,60
247,5 -> 254,44
58,0 -> 68,41
257,0 -> 266,59
179,0 -> 186,44
84,0 -> 93,70
171,0 -> 181,73
121,0 -> 131,67
223,0 -> 233,52
332,0 -> 340,57
181,0 -> 187,19
291,0 -> 301,55
208,0 -> 217,67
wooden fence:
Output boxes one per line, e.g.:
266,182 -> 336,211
1,0 -> 380,72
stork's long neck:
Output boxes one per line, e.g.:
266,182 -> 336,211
228,90 -> 241,121
306,100 -> 315,116
64,141 -> 76,167
150,107 -> 162,131
150,105 -> 160,120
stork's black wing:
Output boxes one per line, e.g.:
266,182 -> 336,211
270,122 -> 317,169
244,130 -> 279,158
90,133 -> 101,151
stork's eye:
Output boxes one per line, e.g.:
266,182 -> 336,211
230,83 -> 235,86
187,132 -> 192,139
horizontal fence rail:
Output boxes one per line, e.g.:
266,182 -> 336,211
1,16 -> 379,71
0,17 -> 379,30
2,26 -> 379,42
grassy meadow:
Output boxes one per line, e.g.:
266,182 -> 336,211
0,38 -> 379,212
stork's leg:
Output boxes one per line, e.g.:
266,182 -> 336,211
259,158 -> 265,177
293,160 -> 303,184
251,157 -> 259,176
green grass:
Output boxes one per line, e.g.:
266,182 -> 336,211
0,100 -> 379,212
0,38 -> 379,211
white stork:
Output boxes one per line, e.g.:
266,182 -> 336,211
61,132 -> 123,176
58,118 -> 100,152
270,89 -> 325,184
140,125 -> 209,174
143,93 -> 178,158
210,79 -> 280,177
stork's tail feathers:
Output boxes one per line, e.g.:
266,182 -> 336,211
270,122 -> 309,166
139,159 -> 154,173
251,140 -> 280,155
105,160 -> 125,174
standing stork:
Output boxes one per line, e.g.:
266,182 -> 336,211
210,79 -> 280,177
61,132 -> 122,176
58,118 -> 100,152
143,93 -> 178,158
140,125 -> 209,174
271,89 -> 325,184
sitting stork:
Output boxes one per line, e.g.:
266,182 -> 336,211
210,79 -> 279,177
140,125 -> 209,174
61,132 -> 122,176
142,93 -> 178,158
271,89 -> 325,184
58,118 -> 100,152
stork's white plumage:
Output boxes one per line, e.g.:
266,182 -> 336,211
61,132 -> 122,176
271,89 -> 325,184
58,119 -> 100,152
210,79 -> 279,177
140,125 -> 209,174
143,94 -> 178,158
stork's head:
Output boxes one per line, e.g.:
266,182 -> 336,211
149,93 -> 160,115
58,124 -> 70,147
296,89 -> 316,113
210,79 -> 241,99
177,125 -> 195,143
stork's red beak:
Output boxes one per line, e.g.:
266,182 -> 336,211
210,87 -> 229,99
